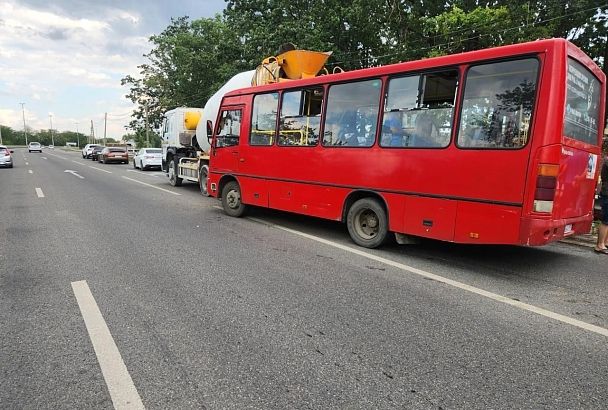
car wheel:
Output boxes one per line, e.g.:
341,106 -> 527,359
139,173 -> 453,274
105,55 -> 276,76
168,159 -> 182,186
346,197 -> 389,248
99,157 -> 104,163
221,180 -> 247,217
199,165 -> 209,196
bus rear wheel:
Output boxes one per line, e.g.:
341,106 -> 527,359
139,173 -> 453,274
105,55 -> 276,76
347,198 -> 388,248
221,181 -> 247,217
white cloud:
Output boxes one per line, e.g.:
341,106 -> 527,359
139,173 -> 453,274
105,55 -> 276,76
0,0 -> 226,139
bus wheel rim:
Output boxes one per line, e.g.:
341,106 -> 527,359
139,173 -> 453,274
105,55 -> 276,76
354,209 -> 378,240
227,189 -> 240,209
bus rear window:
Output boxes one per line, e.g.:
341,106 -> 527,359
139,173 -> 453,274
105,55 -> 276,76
564,58 -> 601,145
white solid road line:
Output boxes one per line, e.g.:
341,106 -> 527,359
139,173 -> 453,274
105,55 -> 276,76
89,166 -> 113,174
126,170 -> 159,178
35,187 -> 44,198
41,157 -> 47,160
249,217 -> 608,338
71,281 -> 144,410
121,176 -> 181,196
46,152 -> 68,160
28,170 -> 33,174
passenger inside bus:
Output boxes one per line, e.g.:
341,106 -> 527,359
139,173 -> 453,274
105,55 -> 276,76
381,113 -> 405,147
409,113 -> 440,147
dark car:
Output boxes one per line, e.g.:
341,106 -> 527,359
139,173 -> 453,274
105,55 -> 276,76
90,146 -> 105,161
98,147 -> 128,164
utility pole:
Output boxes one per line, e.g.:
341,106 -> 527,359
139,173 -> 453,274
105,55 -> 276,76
75,122 -> 79,147
0,123 -> 3,144
20,102 -> 28,145
144,103 -> 149,147
103,112 -> 107,146
90,120 -> 95,144
49,114 -> 55,147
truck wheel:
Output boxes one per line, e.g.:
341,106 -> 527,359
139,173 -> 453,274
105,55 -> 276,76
346,198 -> 388,248
168,159 -> 182,186
199,165 -> 209,196
221,181 -> 247,217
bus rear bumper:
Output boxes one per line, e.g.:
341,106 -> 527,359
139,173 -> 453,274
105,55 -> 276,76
520,215 -> 593,246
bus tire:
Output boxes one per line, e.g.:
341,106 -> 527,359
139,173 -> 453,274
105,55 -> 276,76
168,159 -> 182,186
221,181 -> 247,217
346,198 -> 388,248
199,165 -> 209,196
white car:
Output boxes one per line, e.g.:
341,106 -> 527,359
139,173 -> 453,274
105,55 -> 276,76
82,143 -> 101,158
0,145 -> 14,168
133,148 -> 162,170
28,142 -> 42,153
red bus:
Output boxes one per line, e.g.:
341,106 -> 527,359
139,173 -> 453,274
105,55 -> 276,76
207,39 -> 605,248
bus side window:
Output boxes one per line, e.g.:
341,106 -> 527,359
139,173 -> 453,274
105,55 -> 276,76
380,70 -> 457,148
322,79 -> 381,147
457,58 -> 539,149
279,87 -> 323,146
250,93 -> 278,146
216,109 -> 242,147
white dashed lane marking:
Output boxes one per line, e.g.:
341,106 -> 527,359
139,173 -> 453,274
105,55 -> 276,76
71,281 -> 144,409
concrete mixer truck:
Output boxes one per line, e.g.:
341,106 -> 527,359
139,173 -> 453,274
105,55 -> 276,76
161,70 -> 255,194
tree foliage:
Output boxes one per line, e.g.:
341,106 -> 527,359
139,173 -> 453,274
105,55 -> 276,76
120,0 -> 608,129
121,15 -> 247,135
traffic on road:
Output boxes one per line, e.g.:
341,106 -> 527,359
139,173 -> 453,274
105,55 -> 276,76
1,147 -> 607,409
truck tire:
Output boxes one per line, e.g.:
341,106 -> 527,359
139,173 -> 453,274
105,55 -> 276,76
199,165 -> 209,196
346,198 -> 388,248
168,159 -> 182,186
221,181 -> 247,217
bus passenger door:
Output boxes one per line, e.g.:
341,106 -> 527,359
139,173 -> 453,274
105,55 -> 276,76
211,107 -> 243,174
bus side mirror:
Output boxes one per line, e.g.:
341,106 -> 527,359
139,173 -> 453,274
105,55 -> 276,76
206,120 -> 213,144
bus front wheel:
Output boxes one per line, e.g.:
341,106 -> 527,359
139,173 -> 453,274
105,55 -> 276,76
347,198 -> 388,248
221,181 -> 247,217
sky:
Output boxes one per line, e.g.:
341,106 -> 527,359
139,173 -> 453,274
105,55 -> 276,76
0,0 -> 226,140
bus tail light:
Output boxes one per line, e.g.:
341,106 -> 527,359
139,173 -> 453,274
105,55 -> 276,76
533,164 -> 559,213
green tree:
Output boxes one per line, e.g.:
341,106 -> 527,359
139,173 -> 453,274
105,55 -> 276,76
121,15 -> 246,134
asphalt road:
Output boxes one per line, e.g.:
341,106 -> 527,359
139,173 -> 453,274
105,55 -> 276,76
1,148 -> 607,409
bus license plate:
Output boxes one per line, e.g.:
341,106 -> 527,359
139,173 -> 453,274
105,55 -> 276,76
564,224 -> 573,235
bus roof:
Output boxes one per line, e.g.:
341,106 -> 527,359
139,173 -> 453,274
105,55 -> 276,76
224,38 -> 604,98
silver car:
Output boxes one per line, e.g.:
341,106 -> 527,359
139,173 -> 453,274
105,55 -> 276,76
0,145 -> 14,168
82,143 -> 101,158
133,148 -> 162,170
